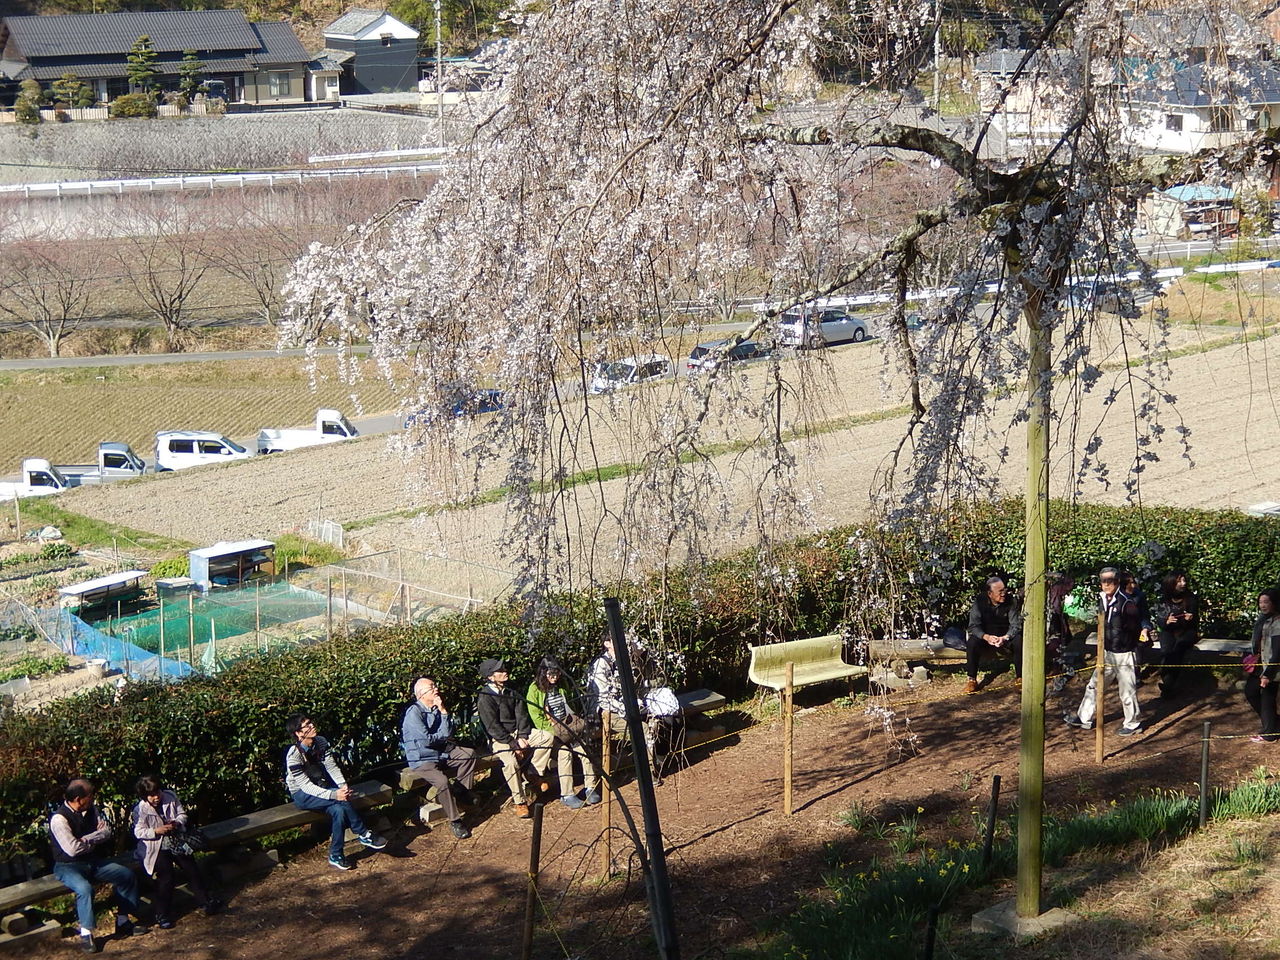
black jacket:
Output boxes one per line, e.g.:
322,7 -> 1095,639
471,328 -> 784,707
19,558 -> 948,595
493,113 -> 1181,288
1154,591 -> 1199,646
967,594 -> 1023,645
1101,591 -> 1144,654
476,682 -> 531,745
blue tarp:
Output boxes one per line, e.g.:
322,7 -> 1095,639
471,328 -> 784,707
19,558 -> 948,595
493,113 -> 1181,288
34,607 -> 194,681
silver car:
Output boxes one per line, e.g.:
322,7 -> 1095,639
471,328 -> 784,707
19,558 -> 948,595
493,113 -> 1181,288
778,308 -> 872,348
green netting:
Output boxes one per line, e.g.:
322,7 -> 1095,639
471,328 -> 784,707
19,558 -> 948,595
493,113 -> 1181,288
95,582 -> 330,657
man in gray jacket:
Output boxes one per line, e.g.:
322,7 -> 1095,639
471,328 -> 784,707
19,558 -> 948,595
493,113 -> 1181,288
284,714 -> 386,870
401,677 -> 478,839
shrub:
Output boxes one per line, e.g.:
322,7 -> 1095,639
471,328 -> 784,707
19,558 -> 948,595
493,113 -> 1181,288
109,93 -> 158,119
149,555 -> 190,579
13,97 -> 40,125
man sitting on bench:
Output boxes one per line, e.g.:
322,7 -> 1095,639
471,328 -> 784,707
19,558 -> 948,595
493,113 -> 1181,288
401,677 -> 477,839
284,714 -> 387,871
965,575 -> 1023,694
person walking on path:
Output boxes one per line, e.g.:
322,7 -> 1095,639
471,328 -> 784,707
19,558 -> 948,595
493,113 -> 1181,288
401,677 -> 478,839
476,658 -> 555,819
1065,567 -> 1149,736
1244,588 -> 1280,743
50,778 -> 148,953
964,575 -> 1023,694
283,714 -> 386,871
527,656 -> 601,809
1154,571 -> 1200,698
130,774 -> 221,929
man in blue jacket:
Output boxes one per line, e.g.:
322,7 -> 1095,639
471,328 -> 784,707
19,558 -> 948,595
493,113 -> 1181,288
402,677 -> 478,839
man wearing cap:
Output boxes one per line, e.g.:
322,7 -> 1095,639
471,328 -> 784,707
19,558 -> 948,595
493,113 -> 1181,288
401,677 -> 478,839
476,658 -> 555,818
1064,566 -> 1149,736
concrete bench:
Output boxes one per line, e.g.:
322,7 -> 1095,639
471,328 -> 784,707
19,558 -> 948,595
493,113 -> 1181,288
1084,634 -> 1251,656
748,636 -> 868,692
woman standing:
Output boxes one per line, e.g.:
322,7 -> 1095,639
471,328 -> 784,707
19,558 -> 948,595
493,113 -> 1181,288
1154,571 -> 1200,697
527,656 -> 601,809
131,775 -> 221,928
1244,589 -> 1280,743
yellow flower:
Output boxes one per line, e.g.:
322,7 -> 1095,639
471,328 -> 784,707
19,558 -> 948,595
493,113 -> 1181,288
945,860 -> 956,868
917,877 -> 924,884
939,869 -> 948,877
871,871 -> 879,879
962,864 -> 970,874
917,806 -> 925,813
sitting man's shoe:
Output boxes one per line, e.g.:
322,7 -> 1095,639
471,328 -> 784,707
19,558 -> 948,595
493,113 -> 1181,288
203,899 -> 224,917
512,802 -> 532,819
328,854 -> 356,871
1063,713 -> 1093,730
964,679 -> 979,695
449,819 -> 472,839
114,918 -> 136,939
1118,724 -> 1143,736
582,790 -> 602,806
156,918 -> 176,930
561,794 -> 585,809
357,830 -> 387,850
78,933 -> 98,953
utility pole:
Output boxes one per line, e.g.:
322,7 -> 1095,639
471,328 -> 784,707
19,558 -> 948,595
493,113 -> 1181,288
932,0 -> 943,110
434,0 -> 444,145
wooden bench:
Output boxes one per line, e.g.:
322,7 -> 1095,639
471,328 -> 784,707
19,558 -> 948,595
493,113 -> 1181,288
0,778 -> 395,935
748,636 -> 868,692
1083,634 -> 1251,656
397,757 -> 500,823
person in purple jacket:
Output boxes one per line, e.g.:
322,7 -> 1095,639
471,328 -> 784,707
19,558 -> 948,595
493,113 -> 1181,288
130,775 -> 222,929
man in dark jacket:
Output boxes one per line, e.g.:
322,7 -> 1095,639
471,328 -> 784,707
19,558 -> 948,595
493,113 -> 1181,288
964,575 -> 1023,694
475,658 -> 555,818
402,676 -> 478,839
50,778 -> 146,953
1065,567 -> 1148,735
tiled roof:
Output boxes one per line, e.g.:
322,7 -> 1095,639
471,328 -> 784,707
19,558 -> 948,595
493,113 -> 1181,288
252,20 -> 309,65
324,8 -> 386,36
24,56 -> 256,80
1131,61 -> 1280,107
309,47 -> 354,71
3,10 -> 260,57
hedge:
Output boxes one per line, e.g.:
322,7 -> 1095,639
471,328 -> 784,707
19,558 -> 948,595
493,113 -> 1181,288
0,498 -> 1276,860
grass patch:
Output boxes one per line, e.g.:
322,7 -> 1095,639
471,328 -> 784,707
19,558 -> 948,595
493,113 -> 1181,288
18,498 -> 192,552
273,532 -> 345,571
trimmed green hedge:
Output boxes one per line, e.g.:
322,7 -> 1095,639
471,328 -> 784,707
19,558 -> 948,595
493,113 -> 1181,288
0,498 -> 1276,859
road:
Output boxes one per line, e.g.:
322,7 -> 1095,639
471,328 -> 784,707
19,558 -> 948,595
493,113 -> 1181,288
0,344 -> 371,371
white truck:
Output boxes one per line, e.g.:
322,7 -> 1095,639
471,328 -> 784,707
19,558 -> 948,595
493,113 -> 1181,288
155,431 -> 254,472
0,442 -> 147,502
256,409 -> 358,455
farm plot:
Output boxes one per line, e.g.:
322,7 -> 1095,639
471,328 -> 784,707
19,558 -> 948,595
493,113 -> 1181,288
0,357 -> 397,465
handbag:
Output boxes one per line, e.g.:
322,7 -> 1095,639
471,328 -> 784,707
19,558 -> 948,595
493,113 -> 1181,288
551,714 -> 588,743
183,826 -> 210,853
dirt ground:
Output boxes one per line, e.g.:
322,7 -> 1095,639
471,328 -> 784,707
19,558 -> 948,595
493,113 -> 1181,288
20,664 -> 1280,960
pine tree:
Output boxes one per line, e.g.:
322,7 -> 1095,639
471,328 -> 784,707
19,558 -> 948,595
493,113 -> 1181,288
51,72 -> 95,109
126,35 -> 159,99
178,49 -> 203,100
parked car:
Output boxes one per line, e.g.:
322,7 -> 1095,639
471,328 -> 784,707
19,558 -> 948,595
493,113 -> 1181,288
0,442 -> 147,502
451,388 -> 504,417
778,307 -> 873,348
257,408 -> 358,455
686,339 -> 768,372
589,354 -> 674,394
155,431 -> 253,472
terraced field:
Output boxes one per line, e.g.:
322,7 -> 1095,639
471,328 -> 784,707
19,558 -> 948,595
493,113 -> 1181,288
0,357 -> 397,464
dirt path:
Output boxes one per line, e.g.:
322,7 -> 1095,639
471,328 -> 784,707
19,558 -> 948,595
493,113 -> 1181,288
23,668 -> 1278,960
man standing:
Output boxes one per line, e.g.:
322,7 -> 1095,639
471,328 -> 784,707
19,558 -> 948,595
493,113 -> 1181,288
284,714 -> 386,871
475,659 -> 555,818
401,677 -> 478,839
1065,567 -> 1147,736
964,575 -> 1023,694
51,778 -> 147,953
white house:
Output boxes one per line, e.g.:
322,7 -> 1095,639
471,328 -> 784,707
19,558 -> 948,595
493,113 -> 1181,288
1123,62 -> 1280,153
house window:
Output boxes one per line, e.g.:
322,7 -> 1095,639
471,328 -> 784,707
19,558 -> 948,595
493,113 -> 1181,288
1209,107 -> 1231,132
1165,113 -> 1183,132
268,71 -> 290,97
380,33 -> 393,46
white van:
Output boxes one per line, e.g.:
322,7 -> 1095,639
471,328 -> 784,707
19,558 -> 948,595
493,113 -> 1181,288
588,354 -> 674,394
155,431 -> 253,472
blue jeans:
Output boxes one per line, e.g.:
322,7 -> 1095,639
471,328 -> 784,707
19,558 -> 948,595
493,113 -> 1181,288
53,859 -> 139,931
291,792 -> 367,859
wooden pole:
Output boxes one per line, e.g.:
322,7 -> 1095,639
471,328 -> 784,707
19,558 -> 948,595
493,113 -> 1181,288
341,568 -> 348,627
187,592 -> 195,666
1095,608 -> 1106,764
1199,720 -> 1212,828
12,494 -> 19,540
783,661 -> 794,816
210,620 -> 217,671
520,801 -> 544,960
601,710 -> 612,879
398,549 -> 406,622
1016,289 -> 1050,919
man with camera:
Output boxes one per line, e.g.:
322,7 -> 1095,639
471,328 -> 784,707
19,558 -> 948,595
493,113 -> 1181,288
401,677 -> 478,839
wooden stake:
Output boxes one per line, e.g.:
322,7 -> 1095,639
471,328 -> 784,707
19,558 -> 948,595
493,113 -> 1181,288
210,620 -> 217,671
520,801 -> 544,960
783,661 -> 794,816
255,581 -> 262,653
341,568 -> 348,627
601,710 -> 612,879
1095,608 -> 1106,764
